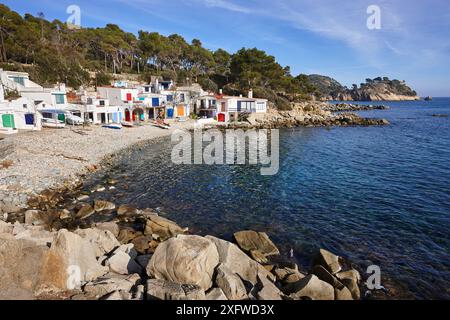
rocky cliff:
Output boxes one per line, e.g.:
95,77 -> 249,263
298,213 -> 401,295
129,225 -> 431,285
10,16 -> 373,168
308,75 -> 420,101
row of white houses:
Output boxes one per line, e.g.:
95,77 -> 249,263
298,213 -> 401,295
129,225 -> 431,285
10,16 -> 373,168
0,69 -> 268,134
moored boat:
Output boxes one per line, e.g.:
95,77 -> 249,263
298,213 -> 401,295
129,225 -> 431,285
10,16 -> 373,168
102,123 -> 122,130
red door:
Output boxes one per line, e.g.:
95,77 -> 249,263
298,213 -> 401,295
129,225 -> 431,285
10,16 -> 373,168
126,93 -> 132,101
125,110 -> 131,121
218,113 -> 225,122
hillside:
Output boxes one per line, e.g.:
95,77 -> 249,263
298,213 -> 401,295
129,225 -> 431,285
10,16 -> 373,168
308,75 -> 419,101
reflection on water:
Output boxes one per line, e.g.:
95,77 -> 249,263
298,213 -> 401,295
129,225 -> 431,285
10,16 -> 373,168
83,99 -> 450,299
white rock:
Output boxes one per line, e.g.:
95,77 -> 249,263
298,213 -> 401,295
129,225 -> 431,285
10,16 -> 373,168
206,288 -> 228,300
106,250 -> 142,275
148,235 -> 219,291
75,228 -> 120,257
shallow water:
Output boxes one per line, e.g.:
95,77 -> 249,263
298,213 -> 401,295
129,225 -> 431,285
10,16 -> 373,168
83,98 -> 450,299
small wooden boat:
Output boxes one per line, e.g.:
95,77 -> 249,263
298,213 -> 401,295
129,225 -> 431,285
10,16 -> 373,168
121,121 -> 134,128
151,120 -> 171,130
424,96 -> 433,101
102,123 -> 122,130
42,118 -> 66,129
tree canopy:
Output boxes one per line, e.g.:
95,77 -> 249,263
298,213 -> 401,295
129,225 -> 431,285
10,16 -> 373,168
0,4 -> 318,107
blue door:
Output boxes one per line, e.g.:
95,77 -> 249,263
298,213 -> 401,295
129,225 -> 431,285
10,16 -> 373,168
152,98 -> 160,107
237,101 -> 242,112
25,114 -> 34,125
113,113 -> 118,123
167,108 -> 174,118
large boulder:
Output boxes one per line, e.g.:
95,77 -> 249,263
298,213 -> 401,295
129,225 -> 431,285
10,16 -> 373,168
75,228 -> 120,257
233,230 -> 280,257
144,215 -> 186,241
314,249 -> 342,274
287,274 -> 335,300
147,279 -> 206,300
0,234 -> 49,299
147,235 -> 219,291
39,229 -> 108,292
205,235 -> 259,285
215,264 -> 247,300
14,227 -> 54,247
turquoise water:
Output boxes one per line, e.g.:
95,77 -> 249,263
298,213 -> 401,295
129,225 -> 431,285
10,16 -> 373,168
84,98 -> 450,299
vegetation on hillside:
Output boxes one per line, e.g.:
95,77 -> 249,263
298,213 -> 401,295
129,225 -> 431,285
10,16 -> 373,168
0,4 -> 318,109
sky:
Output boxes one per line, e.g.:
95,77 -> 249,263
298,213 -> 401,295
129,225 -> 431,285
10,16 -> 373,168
3,0 -> 450,96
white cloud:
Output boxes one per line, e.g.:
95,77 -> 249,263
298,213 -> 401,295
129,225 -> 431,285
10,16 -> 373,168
194,0 -> 252,13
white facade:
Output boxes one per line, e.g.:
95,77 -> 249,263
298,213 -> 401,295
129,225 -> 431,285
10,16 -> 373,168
97,87 -> 139,106
0,69 -> 68,110
69,96 -> 124,125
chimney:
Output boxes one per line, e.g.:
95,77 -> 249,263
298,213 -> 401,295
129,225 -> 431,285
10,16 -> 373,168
219,89 -> 223,95
239,94 -> 243,98
248,88 -> 253,99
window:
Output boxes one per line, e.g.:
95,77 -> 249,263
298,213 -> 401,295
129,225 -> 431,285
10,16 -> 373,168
145,87 -> 150,92
256,102 -> 265,111
99,100 -> 105,106
23,104 -> 27,109
167,95 -> 173,102
54,94 -> 65,105
11,77 -> 25,86
180,93 -> 185,102
237,101 -> 255,112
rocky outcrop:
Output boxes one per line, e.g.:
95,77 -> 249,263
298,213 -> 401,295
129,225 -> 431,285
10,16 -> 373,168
147,235 -> 219,291
1,196 -> 367,301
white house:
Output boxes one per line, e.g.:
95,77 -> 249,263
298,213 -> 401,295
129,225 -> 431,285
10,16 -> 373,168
0,84 -> 41,133
0,69 -> 68,110
213,89 -> 268,122
68,95 -> 124,125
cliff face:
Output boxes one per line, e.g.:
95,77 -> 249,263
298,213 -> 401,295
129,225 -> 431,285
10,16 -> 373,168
308,75 -> 420,101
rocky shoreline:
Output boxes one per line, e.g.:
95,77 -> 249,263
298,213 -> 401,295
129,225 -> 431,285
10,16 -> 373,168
323,103 -> 390,112
0,101 -> 395,300
1,193 -> 368,300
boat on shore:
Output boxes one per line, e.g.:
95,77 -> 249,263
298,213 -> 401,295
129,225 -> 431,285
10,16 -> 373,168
151,120 -> 171,130
121,121 -> 134,128
102,123 -> 122,130
42,118 -> 65,129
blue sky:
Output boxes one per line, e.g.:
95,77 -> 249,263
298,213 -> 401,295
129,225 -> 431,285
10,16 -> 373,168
4,0 -> 450,96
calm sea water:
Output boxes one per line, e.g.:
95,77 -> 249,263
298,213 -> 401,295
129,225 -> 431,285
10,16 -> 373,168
83,98 -> 450,299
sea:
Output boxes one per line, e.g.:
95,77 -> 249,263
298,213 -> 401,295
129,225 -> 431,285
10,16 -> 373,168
81,98 -> 450,299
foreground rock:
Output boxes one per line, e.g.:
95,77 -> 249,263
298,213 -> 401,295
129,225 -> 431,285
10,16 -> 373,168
147,279 -> 206,300
286,274 -> 335,300
234,230 -> 280,257
40,229 -> 108,292
147,235 -> 219,291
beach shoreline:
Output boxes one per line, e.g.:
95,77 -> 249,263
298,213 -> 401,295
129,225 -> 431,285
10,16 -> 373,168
0,120 -> 196,215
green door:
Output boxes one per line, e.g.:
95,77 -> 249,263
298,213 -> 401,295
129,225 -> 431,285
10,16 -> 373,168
57,113 -> 66,122
1,114 -> 15,128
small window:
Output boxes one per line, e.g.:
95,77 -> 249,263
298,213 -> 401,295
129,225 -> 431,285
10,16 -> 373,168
23,104 -> 27,109
11,77 -> 25,86
54,94 -> 65,104
99,100 -> 105,106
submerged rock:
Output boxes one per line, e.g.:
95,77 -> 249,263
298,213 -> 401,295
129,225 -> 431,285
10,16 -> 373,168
148,235 -> 219,291
233,230 -> 280,257
76,204 -> 95,220
144,215 -> 186,241
93,200 -> 115,212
